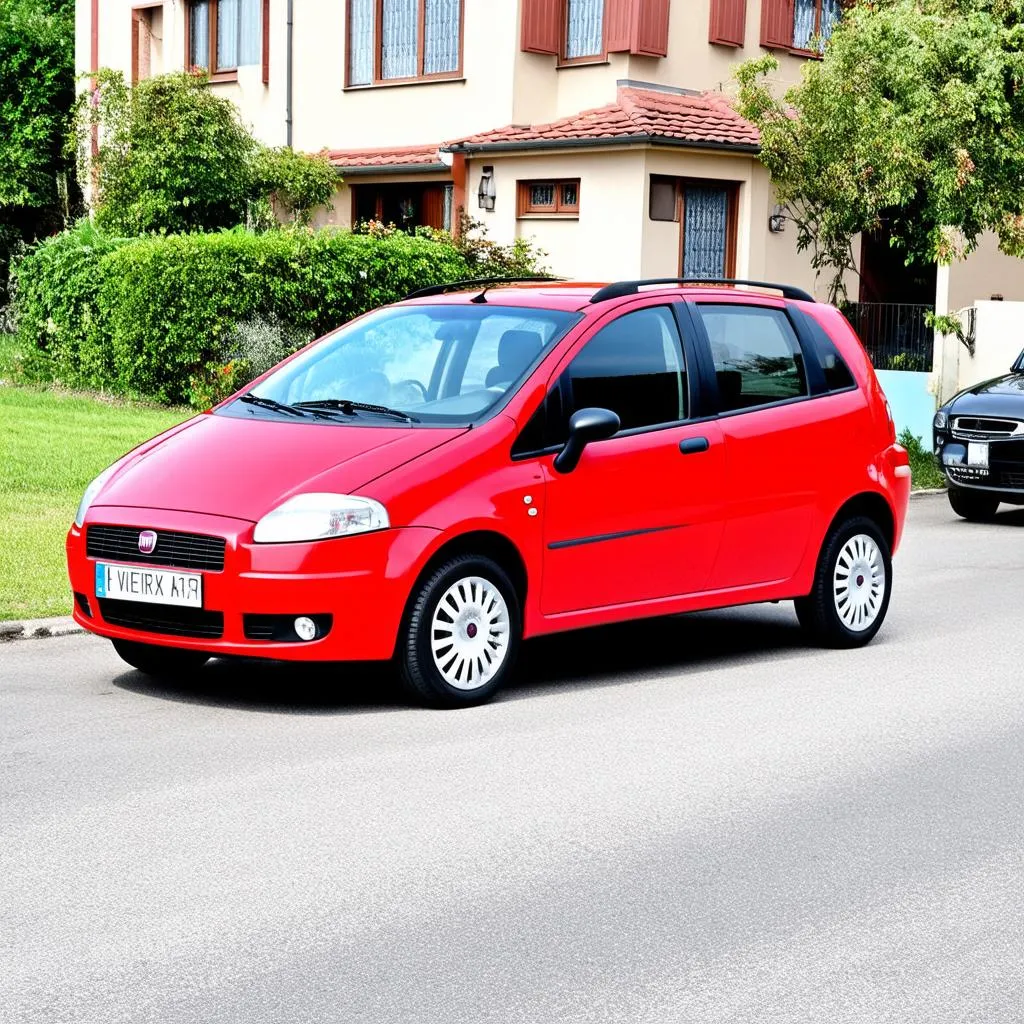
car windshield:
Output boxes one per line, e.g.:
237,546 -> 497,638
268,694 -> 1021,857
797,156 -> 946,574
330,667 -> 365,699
236,304 -> 580,426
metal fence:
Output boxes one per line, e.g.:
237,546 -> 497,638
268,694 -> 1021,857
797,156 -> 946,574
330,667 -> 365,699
842,302 -> 934,372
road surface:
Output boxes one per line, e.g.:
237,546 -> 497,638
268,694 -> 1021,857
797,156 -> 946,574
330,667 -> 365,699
3,494 -> 1023,1023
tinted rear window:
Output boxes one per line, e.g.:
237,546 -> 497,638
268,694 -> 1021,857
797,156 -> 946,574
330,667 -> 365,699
805,315 -> 856,391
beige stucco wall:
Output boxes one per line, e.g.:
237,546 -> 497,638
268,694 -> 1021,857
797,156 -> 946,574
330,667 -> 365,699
946,233 -> 1024,313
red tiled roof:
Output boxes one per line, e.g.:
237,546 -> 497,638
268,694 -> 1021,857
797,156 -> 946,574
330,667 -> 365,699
325,144 -> 447,172
444,88 -> 759,153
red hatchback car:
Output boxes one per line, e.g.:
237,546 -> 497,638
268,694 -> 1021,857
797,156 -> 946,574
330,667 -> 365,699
67,277 -> 911,707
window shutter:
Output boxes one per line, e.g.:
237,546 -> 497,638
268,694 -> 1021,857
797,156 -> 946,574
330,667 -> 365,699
760,0 -> 794,48
634,0 -> 670,56
709,0 -> 746,47
521,0 -> 559,54
607,0 -> 670,57
262,0 -> 270,83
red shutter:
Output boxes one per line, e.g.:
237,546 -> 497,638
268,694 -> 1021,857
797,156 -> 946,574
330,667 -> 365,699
760,0 -> 794,48
262,0 -> 270,84
607,0 -> 670,57
521,0 -> 560,55
634,0 -> 670,56
709,0 -> 747,47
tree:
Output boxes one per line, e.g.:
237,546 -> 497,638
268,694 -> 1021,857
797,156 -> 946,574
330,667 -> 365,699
254,146 -> 338,227
735,0 -> 1024,303
0,0 -> 76,302
75,69 -> 261,235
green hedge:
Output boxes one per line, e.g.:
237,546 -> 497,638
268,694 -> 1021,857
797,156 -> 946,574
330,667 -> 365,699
13,223 -> 472,404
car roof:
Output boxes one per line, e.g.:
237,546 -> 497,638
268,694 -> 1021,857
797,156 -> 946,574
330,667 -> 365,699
399,282 -> 816,313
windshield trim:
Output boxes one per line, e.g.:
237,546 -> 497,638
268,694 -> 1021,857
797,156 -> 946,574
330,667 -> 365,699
218,305 -> 584,430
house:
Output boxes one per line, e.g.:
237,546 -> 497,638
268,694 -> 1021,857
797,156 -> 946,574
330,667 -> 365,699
79,0 -> 1024,323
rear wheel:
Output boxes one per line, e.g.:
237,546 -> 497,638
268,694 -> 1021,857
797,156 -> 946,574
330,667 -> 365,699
397,554 -> 521,709
948,486 -> 999,522
795,516 -> 892,649
112,639 -> 209,676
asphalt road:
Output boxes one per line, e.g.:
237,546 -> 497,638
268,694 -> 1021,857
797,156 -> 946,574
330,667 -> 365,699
3,494 -> 1024,1024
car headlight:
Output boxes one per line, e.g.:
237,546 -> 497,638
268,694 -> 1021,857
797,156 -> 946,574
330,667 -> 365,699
253,493 -> 389,544
933,410 -> 948,431
74,465 -> 118,528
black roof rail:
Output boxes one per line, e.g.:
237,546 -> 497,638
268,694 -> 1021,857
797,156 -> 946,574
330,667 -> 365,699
404,275 -> 565,300
589,277 -> 815,304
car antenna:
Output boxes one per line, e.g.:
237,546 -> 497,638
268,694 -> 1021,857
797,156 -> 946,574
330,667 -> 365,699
470,285 -> 491,304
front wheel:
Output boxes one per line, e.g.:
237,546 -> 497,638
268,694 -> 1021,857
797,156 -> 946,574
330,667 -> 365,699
795,516 -> 892,649
397,555 -> 521,708
948,486 -> 999,522
112,639 -> 209,676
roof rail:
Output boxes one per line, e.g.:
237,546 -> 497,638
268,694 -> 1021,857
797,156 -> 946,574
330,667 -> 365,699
405,275 -> 565,300
589,278 -> 815,304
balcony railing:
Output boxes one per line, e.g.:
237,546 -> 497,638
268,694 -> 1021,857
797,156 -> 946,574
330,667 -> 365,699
842,302 -> 934,372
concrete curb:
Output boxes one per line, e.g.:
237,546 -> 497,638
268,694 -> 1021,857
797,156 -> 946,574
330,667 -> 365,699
0,616 -> 85,642
910,487 -> 947,497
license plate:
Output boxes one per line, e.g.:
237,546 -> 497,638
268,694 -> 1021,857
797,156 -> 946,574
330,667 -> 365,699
968,442 -> 990,468
95,562 -> 203,608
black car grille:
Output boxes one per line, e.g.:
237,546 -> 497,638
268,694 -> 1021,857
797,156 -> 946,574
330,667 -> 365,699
98,598 -> 224,639
952,416 -> 1023,439
87,526 -> 226,572
1001,471 -> 1024,488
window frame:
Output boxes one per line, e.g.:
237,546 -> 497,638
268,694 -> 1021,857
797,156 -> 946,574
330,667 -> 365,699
345,0 -> 466,89
184,0 -> 269,83
517,179 -> 582,218
790,0 -> 839,56
559,0 -> 607,66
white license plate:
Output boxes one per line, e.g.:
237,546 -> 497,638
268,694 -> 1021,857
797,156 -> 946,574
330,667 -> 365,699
95,562 -> 203,608
968,442 -> 990,468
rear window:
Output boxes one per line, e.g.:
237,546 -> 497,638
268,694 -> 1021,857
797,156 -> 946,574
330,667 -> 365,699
696,304 -> 807,412
805,315 -> 857,392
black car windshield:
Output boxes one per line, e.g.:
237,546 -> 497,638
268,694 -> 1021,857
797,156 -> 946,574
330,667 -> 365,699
237,304 -> 581,426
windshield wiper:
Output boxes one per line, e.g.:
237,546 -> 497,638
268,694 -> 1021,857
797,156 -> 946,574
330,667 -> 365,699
294,399 -> 418,424
238,393 -> 309,418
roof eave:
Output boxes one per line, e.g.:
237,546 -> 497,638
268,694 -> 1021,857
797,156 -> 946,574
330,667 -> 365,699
331,162 -> 451,176
442,134 -> 760,156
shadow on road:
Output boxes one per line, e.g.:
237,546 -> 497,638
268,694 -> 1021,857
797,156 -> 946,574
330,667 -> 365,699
111,603 -> 817,714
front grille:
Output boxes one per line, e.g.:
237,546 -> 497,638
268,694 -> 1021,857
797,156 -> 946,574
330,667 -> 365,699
1001,471 -> 1024,488
98,598 -> 224,638
952,416 -> 1024,440
87,526 -> 226,572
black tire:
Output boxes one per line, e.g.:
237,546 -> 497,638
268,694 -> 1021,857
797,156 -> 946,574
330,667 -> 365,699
794,515 -> 892,649
397,554 -> 522,709
112,639 -> 209,676
948,486 -> 1000,522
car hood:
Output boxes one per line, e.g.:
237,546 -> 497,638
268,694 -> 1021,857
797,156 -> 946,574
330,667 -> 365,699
948,371 -> 1024,417
93,411 -> 466,522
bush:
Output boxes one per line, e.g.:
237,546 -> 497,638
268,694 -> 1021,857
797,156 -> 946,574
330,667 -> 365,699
898,428 -> 945,490
14,224 -> 472,405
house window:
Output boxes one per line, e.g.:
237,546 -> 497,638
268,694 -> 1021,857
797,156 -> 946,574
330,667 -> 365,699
353,182 -> 454,232
649,176 -> 738,278
793,0 -> 840,50
517,180 -> 581,217
564,0 -> 604,60
131,5 -> 164,84
187,0 -> 263,77
347,0 -> 463,87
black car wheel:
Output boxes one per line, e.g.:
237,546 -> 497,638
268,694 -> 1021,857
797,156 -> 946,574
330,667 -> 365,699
112,639 -> 209,676
948,486 -> 1000,522
397,554 -> 521,709
795,515 -> 892,649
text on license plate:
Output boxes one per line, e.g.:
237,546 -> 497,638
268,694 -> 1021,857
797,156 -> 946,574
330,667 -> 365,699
95,563 -> 203,608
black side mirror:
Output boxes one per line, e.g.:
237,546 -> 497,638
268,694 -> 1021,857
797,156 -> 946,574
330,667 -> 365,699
553,407 -> 620,474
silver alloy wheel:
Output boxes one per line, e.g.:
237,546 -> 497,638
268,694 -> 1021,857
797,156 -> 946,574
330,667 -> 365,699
430,575 -> 511,691
833,533 -> 886,632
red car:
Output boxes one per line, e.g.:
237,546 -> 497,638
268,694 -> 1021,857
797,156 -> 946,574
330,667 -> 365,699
67,277 -> 911,707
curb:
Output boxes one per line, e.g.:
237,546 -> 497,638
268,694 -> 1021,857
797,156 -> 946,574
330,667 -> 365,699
910,487 -> 947,497
0,617 -> 85,643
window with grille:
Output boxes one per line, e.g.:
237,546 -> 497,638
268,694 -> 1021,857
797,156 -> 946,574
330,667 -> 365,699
187,0 -> 263,76
348,0 -> 463,86
517,179 -> 581,217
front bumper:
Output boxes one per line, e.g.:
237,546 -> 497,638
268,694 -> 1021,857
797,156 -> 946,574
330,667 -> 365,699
934,435 -> 1024,503
67,506 -> 440,661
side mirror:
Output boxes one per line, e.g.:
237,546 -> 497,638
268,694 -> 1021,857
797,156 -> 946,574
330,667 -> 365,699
553,407 -> 620,474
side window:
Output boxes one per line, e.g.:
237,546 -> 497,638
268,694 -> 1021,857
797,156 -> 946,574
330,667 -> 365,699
696,305 -> 807,412
804,315 -> 856,392
557,306 -> 687,440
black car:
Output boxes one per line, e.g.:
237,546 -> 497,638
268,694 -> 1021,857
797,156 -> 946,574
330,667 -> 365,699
933,349 -> 1024,519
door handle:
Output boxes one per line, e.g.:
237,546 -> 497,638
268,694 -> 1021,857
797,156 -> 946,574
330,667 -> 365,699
679,437 -> 710,455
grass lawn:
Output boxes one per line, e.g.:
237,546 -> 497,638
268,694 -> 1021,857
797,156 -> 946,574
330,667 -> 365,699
1,369 -> 188,620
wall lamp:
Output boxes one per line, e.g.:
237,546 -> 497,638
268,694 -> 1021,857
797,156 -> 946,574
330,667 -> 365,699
478,166 -> 496,212
768,205 -> 787,233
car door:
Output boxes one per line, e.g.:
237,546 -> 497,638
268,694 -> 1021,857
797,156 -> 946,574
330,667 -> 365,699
532,302 -> 726,616
688,300 -> 825,590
